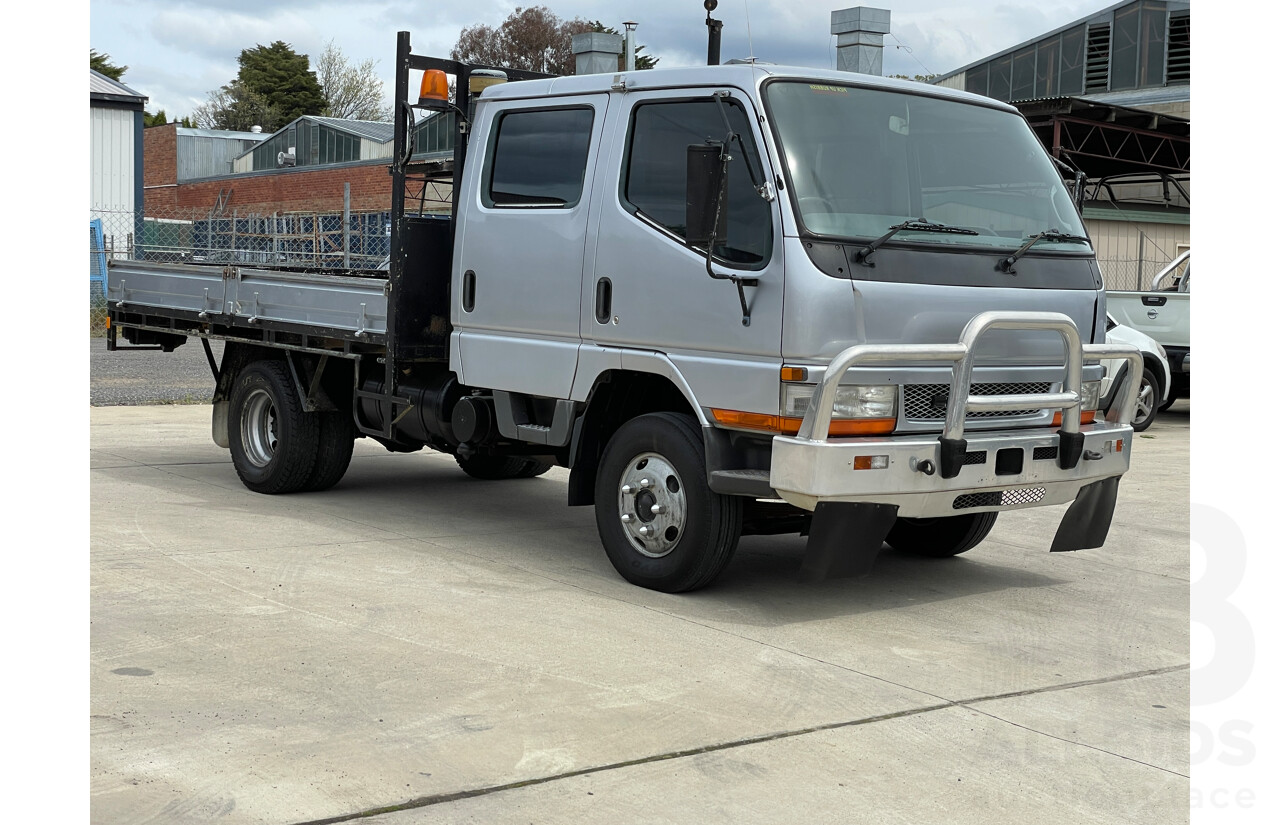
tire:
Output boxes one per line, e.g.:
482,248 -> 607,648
885,512 -> 998,558
302,411 -> 356,492
1129,367 -> 1159,432
455,454 -> 553,480
228,360 -> 318,494
594,412 -> 742,592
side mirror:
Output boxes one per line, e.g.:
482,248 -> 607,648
686,143 -> 728,249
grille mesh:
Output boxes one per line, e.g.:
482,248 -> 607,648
953,487 -> 1047,510
903,382 -> 1053,420
1033,446 -> 1059,461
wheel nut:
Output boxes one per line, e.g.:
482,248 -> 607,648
651,504 -> 667,515
638,526 -> 654,537
639,478 -> 652,488
621,513 -> 633,523
622,484 -> 634,495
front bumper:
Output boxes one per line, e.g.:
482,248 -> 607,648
768,311 -> 1143,520
771,421 -> 1131,516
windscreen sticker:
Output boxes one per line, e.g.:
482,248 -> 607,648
808,84 -> 849,95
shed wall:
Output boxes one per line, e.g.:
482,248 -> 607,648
91,106 -> 136,212
1086,216 -> 1190,291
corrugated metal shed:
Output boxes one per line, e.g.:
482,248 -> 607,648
176,127 -> 265,181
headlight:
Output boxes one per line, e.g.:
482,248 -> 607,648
1080,380 -> 1101,413
782,384 -> 898,420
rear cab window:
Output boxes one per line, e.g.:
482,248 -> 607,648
485,107 -> 595,208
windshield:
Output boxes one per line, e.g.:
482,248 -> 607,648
764,81 -> 1090,253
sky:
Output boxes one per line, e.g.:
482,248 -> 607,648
90,0 -> 1116,121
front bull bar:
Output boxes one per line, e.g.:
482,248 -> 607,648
776,311 -> 1144,578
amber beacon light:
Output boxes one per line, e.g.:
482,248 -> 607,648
417,69 -> 450,108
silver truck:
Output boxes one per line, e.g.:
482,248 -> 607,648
1106,249 -> 1190,409
106,32 -> 1142,592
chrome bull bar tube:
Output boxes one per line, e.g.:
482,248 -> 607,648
794,312 -> 1144,478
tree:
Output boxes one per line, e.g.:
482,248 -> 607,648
193,41 -> 325,133
236,41 -> 326,126
193,80 -> 282,132
142,110 -> 194,128
315,40 -> 391,121
452,6 -> 593,76
91,49 -> 127,80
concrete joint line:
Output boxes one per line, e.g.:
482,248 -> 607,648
288,662 -> 1188,825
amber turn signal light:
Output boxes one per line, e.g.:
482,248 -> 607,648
711,409 -> 895,437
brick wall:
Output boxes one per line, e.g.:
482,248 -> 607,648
151,162 -> 397,218
143,123 -> 179,212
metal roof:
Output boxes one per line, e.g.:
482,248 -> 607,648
176,126 -> 267,142
90,69 -> 147,104
1079,86 -> 1190,108
302,116 -> 395,143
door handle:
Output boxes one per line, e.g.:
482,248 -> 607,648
594,277 -> 612,323
462,270 -> 476,312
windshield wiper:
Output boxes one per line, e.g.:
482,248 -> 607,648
998,229 -> 1091,273
853,219 -> 979,266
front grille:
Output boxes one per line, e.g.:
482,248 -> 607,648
903,382 -> 1053,421
953,487 -> 1047,510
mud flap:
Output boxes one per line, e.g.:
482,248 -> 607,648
1050,476 -> 1121,552
799,502 -> 899,582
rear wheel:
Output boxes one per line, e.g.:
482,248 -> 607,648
302,411 -> 356,491
594,412 -> 741,592
455,454 -> 553,480
228,361 -> 318,494
885,512 -> 998,558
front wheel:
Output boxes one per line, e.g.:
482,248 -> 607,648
1129,367 -> 1160,432
594,413 -> 742,593
885,512 -> 998,558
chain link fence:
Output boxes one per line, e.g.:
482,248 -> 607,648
89,205 -> 396,334
1096,255 -> 1185,292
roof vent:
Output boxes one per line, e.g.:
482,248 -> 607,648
250,125 -> 263,133
277,150 -> 296,167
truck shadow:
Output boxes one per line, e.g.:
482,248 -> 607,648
336,461 -> 1067,625
102,454 -> 1071,627
675,535 -> 1071,626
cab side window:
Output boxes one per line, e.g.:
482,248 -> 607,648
486,107 -> 594,208
623,99 -> 771,268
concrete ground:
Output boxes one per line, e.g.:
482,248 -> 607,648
91,402 -> 1190,824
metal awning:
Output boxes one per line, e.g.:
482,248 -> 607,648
1018,96 -> 1189,182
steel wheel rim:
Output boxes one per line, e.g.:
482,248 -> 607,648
241,388 -> 278,468
617,452 -> 686,558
